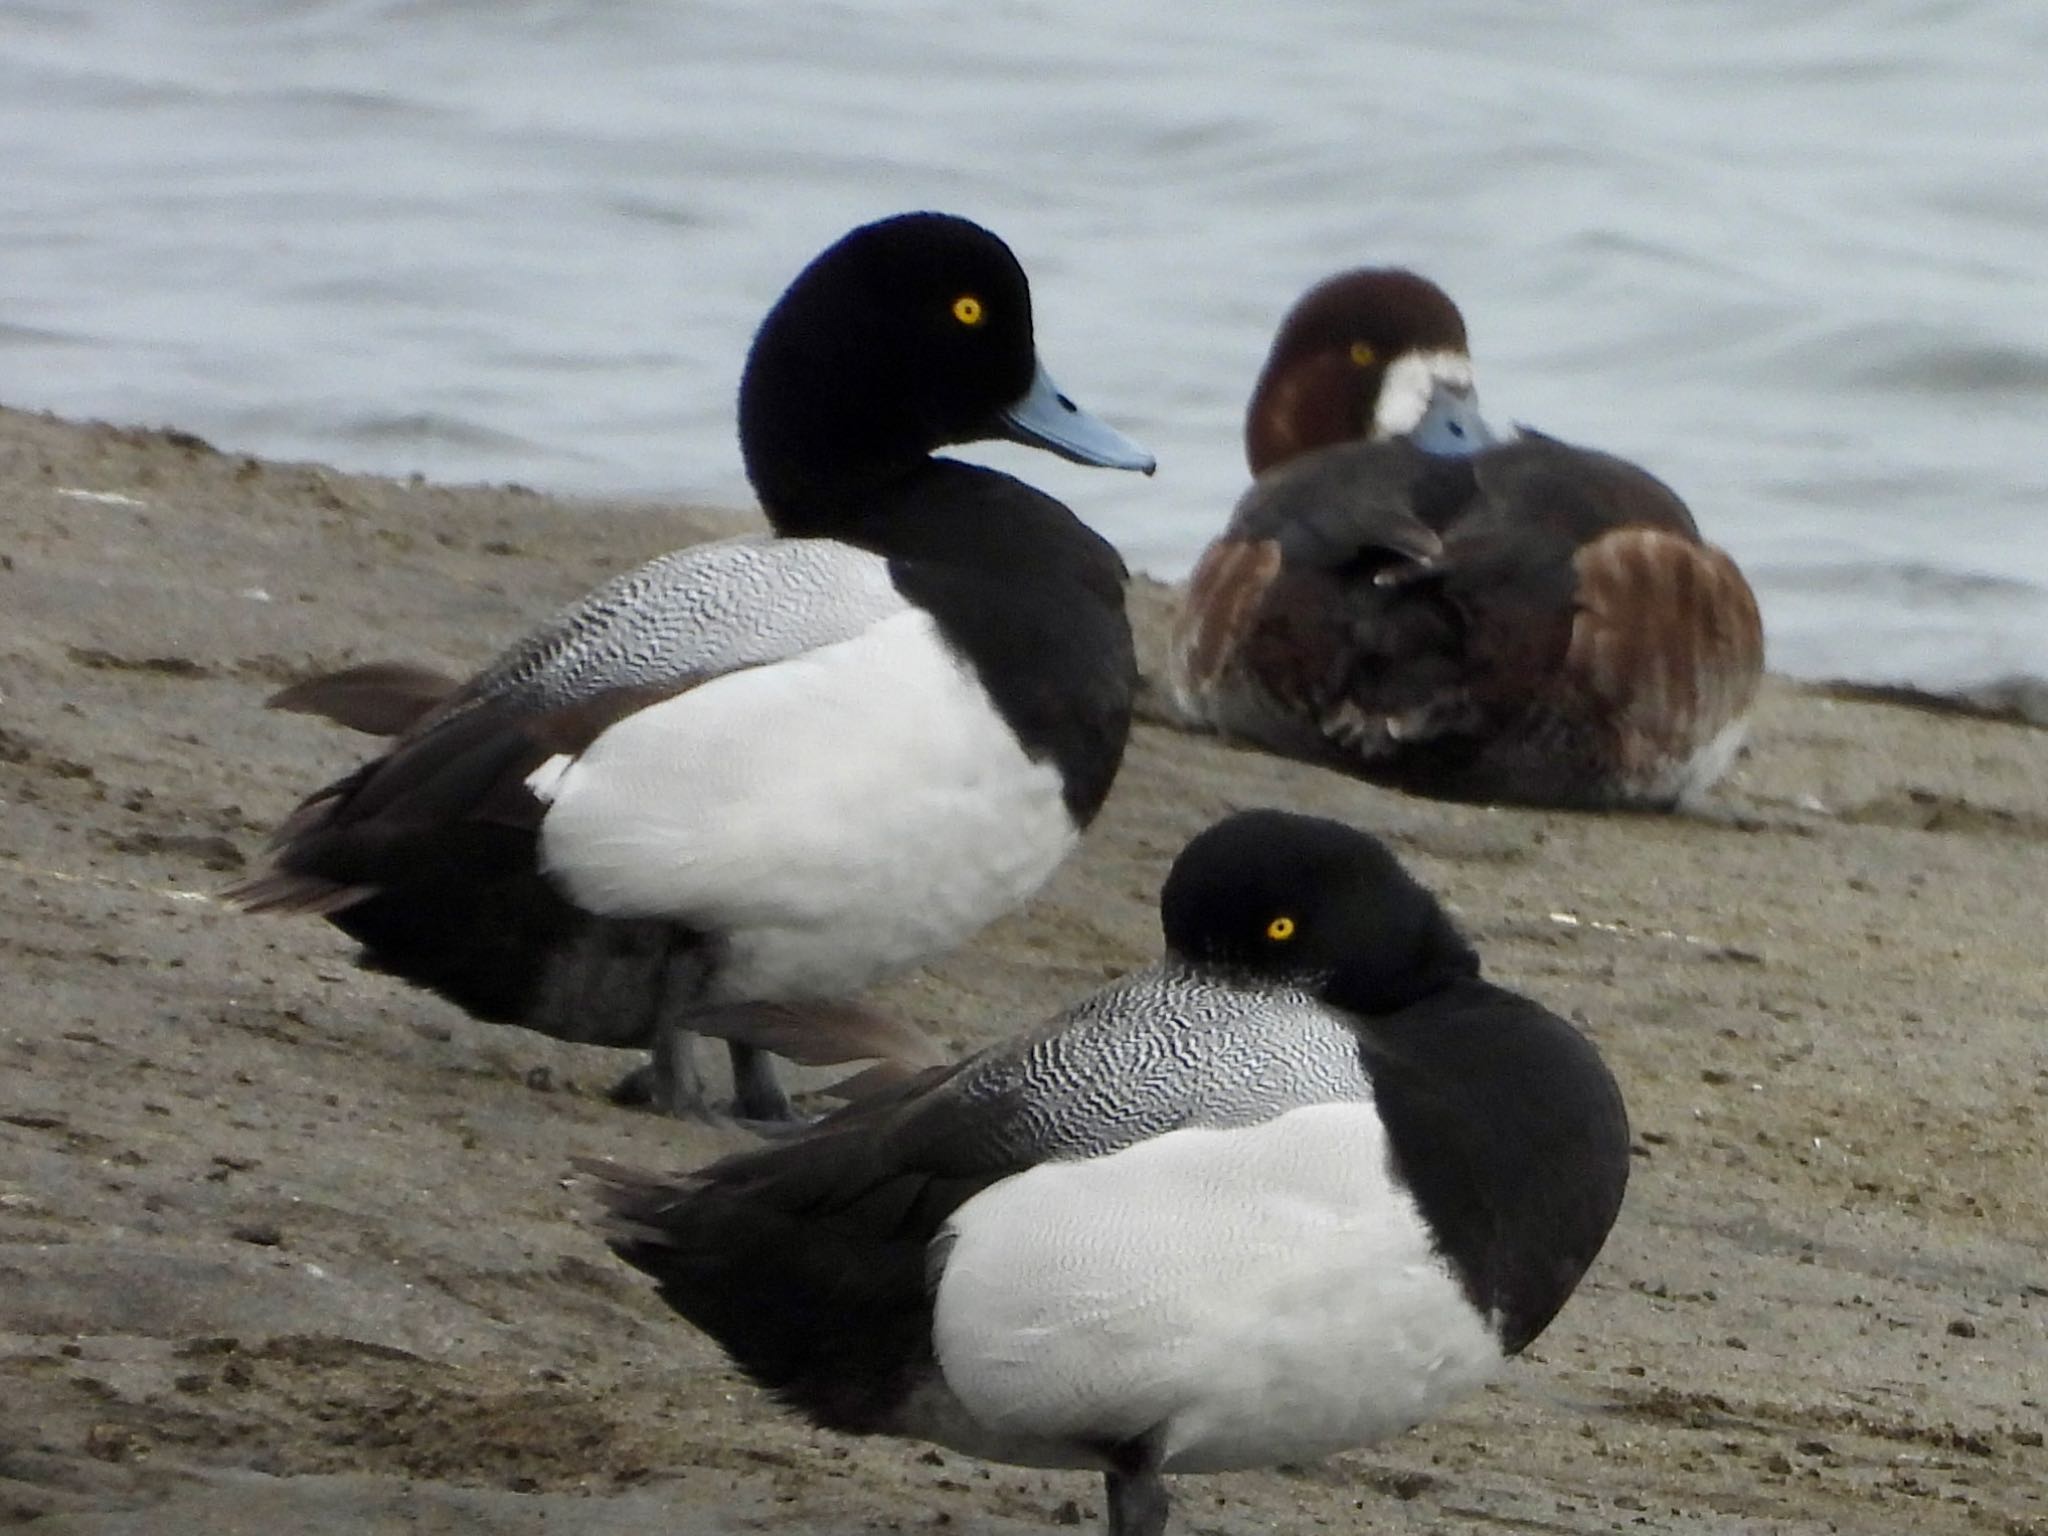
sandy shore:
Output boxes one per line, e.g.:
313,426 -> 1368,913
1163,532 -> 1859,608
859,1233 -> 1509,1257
1,404 -> 2043,1535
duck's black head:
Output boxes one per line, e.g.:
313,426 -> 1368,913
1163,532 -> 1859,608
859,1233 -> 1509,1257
1160,809 -> 1478,1014
739,212 -> 1152,532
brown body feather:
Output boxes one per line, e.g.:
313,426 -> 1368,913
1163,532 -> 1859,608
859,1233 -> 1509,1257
1169,263 -> 1764,810
1567,527 -> 1765,794
1170,436 -> 1764,808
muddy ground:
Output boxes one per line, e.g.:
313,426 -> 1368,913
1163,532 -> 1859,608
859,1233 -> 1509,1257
0,404 -> 2042,1534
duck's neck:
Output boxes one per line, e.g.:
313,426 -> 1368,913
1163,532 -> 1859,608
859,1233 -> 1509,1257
738,289 -> 955,538
760,454 -> 1129,603
741,411 -> 931,543
1361,975 -> 1630,1353
1322,909 -> 1479,1017
749,454 -> 920,541
1244,350 -> 1372,477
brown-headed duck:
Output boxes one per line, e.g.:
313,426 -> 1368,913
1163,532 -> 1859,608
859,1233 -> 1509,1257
1166,268 -> 1763,810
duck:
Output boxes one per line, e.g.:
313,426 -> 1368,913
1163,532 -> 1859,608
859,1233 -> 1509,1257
585,808 -> 1631,1536
1166,267 -> 1764,810
231,212 -> 1155,1122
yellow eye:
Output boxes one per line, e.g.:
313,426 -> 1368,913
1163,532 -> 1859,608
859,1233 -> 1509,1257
1349,341 -> 1377,367
1266,915 -> 1297,942
952,294 -> 985,327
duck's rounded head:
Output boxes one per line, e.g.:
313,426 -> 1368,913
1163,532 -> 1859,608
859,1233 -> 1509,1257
1160,809 -> 1477,1014
740,212 -> 1152,527
1245,268 -> 1495,475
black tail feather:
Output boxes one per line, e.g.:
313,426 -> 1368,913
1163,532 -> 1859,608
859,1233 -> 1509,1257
577,1150 -> 944,1435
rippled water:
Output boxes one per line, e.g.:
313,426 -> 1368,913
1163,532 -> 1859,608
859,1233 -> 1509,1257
4,0 -> 2046,686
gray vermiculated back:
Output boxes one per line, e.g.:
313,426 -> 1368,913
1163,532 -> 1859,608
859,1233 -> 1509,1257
433,534 -> 909,721
944,965 -> 1373,1166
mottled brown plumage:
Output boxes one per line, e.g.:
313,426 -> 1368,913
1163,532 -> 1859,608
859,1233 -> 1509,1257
1169,269 -> 1763,810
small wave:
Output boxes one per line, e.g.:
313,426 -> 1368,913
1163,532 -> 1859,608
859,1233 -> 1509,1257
0,320 -> 92,348
606,195 -> 717,232
1754,560 -> 2046,605
340,412 -> 546,454
1758,468 -> 1971,511
237,86 -> 451,125
1766,320 -> 2048,398
1854,338 -> 2048,397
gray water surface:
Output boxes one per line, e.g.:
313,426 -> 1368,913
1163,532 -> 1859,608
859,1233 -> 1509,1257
4,0 -> 2045,686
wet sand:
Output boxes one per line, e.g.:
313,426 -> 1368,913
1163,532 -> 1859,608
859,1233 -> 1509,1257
1,405 -> 2043,1534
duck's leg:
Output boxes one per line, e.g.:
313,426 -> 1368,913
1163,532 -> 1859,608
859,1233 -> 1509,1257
1102,1443 -> 1169,1536
641,944 -> 716,1120
607,1033 -> 794,1125
726,1041 -> 795,1123
648,1017 -> 712,1120
691,996 -> 948,1126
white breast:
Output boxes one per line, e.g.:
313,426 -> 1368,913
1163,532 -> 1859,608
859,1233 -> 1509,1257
928,1102 -> 1504,1474
532,608 -> 1075,1000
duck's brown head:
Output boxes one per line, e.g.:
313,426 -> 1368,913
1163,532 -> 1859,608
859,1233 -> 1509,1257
1244,268 -> 1495,476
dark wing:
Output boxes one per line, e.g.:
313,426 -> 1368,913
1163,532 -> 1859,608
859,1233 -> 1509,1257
1488,432 -> 1759,786
228,677 -> 689,915
580,1011 -> 1095,1433
1225,440 -> 1452,566
1473,432 -> 1701,542
1170,441 -> 1461,727
268,661 -> 461,737
1322,436 -> 1714,760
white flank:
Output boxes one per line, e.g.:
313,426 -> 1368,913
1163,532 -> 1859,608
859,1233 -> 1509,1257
534,608 -> 1074,1000
929,1102 -> 1504,1473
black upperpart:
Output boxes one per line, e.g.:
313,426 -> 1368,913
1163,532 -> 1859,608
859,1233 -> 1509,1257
737,213 -> 1139,821
1160,810 -> 1478,1014
733,212 -> 1139,823
246,721 -> 700,1051
739,212 -> 1041,530
591,1120 -> 982,1436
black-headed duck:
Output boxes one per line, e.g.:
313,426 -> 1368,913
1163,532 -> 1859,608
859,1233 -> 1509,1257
587,809 -> 1630,1536
233,212 -> 1155,1120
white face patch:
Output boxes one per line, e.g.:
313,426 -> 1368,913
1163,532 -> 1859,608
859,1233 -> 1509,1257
1371,349 -> 1478,440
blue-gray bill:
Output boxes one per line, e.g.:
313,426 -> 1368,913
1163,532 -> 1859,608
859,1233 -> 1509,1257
998,360 -> 1157,474
1408,381 -> 1497,458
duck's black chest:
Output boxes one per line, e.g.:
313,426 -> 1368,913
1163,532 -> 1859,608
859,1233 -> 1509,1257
867,463 -> 1136,826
